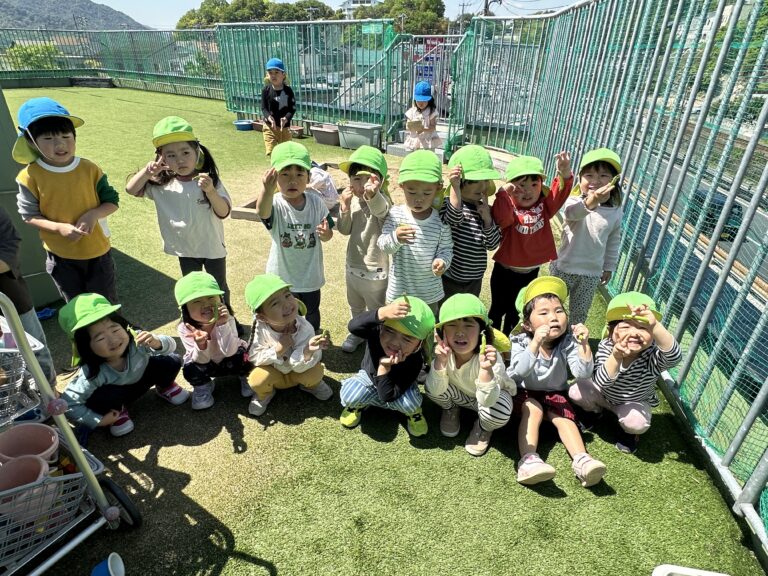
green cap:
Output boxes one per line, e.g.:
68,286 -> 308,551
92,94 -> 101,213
271,141 -> 311,172
505,155 -> 546,182
383,296 -> 435,340
515,276 -> 568,320
448,145 -> 500,181
153,116 -> 197,148
436,294 -> 489,328
606,292 -> 661,324
398,150 -> 443,184
579,148 -> 621,174
245,274 -> 292,311
175,272 -> 224,308
58,293 -> 121,339
339,145 -> 388,180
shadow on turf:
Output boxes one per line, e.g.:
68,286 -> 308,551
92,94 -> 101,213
249,376 -> 345,429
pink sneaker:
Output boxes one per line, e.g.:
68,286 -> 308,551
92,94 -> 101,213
516,452 -> 557,485
156,382 -> 190,406
110,409 -> 134,437
572,453 -> 607,487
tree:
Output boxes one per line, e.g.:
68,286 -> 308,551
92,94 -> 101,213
184,52 -> 221,77
374,0 -> 448,35
6,44 -> 62,70
177,0 -> 336,28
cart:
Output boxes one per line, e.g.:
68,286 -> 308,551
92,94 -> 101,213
0,291 -> 141,575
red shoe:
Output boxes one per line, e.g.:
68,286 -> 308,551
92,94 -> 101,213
110,409 -> 134,437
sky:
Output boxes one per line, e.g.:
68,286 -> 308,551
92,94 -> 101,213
95,0 -> 574,29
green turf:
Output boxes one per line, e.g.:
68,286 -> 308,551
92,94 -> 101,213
4,87 -> 764,576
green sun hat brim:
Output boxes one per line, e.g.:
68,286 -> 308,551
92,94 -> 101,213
514,276 -> 569,321
271,142 -> 311,172
579,148 -> 621,174
447,145 -> 501,181
398,150 -> 443,184
605,291 -> 661,324
152,116 -> 197,149
58,293 -> 121,339
383,295 -> 435,340
175,272 -> 224,308
435,294 -> 489,328
339,145 -> 388,180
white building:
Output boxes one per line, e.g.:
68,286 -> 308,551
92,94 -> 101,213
340,0 -> 384,19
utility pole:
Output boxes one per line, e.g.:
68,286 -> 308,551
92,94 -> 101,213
399,13 -> 407,32
306,6 -> 318,20
458,1 -> 472,34
483,0 -> 502,16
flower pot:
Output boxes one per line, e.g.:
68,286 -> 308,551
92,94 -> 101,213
337,122 -> 381,150
311,124 -> 340,146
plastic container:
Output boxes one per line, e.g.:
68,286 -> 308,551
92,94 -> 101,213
0,455 -> 49,491
233,120 -> 254,131
652,565 -> 730,576
0,423 -> 60,464
0,454 -> 55,523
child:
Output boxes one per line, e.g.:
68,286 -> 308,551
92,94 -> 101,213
175,271 -> 253,410
339,295 -> 434,437
337,145 -> 392,353
425,294 -> 515,456
244,274 -> 332,416
14,97 -> 119,303
490,153 -> 573,335
58,293 -> 188,438
550,148 -> 623,325
441,144 -> 501,300
404,81 -> 441,151
378,150 -> 453,313
261,58 -> 296,156
257,142 -> 333,332
569,292 -> 682,454
126,116 -> 244,333
508,276 -> 606,487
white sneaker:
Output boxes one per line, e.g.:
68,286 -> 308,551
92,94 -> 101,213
341,333 -> 364,353
239,376 -> 254,398
299,379 -> 333,401
248,392 -> 275,416
191,382 -> 215,410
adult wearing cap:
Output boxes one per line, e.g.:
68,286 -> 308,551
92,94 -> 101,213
57,293 -> 186,439
440,144 -> 502,300
425,294 -> 515,456
257,142 -> 332,332
261,57 -> 295,156
569,291 -> 681,454
336,146 -> 392,353
14,97 -> 120,304
339,296 -> 435,437
550,148 -> 623,325
507,276 -> 606,487
404,80 -> 442,151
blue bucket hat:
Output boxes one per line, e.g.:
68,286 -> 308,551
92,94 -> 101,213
414,81 -> 433,102
266,58 -> 286,72
12,97 -> 84,164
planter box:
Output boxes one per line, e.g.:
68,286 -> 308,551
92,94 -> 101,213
289,125 -> 304,138
311,124 -> 340,146
337,122 -> 381,150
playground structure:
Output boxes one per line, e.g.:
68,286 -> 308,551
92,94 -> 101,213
0,0 -> 767,569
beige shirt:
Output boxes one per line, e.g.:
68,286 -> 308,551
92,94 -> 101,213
336,191 -> 390,279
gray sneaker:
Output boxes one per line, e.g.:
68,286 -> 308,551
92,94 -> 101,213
248,392 -> 275,416
439,406 -> 461,437
239,376 -> 254,398
191,382 -> 215,410
299,379 -> 333,401
341,333 -> 364,353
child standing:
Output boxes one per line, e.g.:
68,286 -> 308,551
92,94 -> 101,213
550,148 -> 623,325
425,294 -> 515,456
490,153 -> 573,335
126,116 -> 243,333
378,150 -> 453,313
175,272 -> 253,410
58,293 -> 188,438
404,81 -> 441,151
257,142 -> 333,332
261,58 -> 296,156
339,296 -> 434,437
337,145 -> 392,353
508,277 -> 606,487
569,292 -> 682,454
244,274 -> 332,416
441,144 -> 501,300
14,97 -> 119,303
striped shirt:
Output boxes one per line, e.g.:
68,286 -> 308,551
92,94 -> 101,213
378,205 -> 453,304
439,198 -> 500,283
593,338 -> 682,407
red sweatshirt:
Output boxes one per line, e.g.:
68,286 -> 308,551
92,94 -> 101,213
491,174 -> 574,268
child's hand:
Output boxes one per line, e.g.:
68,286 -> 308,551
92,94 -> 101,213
135,330 -> 162,350
275,333 -> 294,356
184,323 -> 210,349
611,333 -> 632,360
306,332 -> 330,353
98,408 -> 122,427
601,270 -> 612,285
58,223 -> 88,241
378,351 -> 404,371
448,165 -> 463,189
75,210 -> 99,235
628,304 -> 657,328
476,197 -> 492,225
268,116 -> 276,129
571,323 -> 589,344
555,151 -> 572,178
532,324 -> 551,346
378,300 -> 410,321
145,159 -> 169,178
280,117 -> 288,129
316,218 -> 332,241
340,187 -> 353,212
363,174 -> 382,200
432,258 -> 446,277
479,344 -> 497,372
395,224 -> 416,244
262,168 -> 278,196
433,332 -> 451,371
196,172 -> 216,195
215,304 -> 229,326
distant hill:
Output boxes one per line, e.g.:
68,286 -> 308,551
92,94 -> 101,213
0,0 -> 149,31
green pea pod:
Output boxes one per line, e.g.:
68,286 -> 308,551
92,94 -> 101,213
610,174 -> 620,188
323,329 -> 330,340
480,333 -> 487,356
357,170 -> 372,178
207,306 -> 219,325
